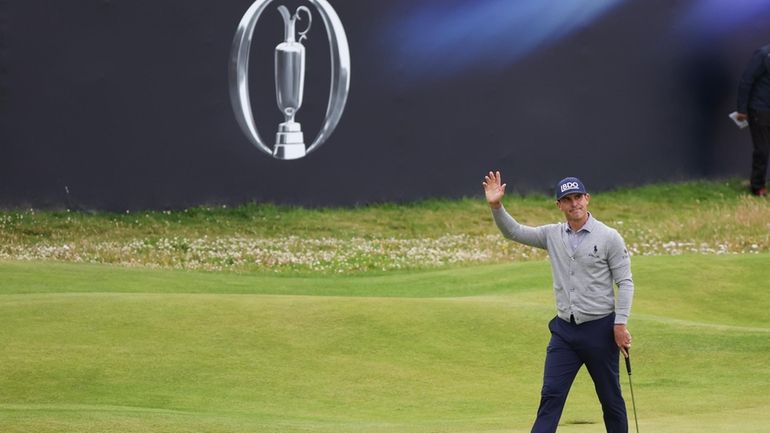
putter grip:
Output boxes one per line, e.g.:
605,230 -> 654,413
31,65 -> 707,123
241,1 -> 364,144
624,350 -> 632,375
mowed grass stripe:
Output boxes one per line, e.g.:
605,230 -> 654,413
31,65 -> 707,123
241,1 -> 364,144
0,258 -> 550,298
0,252 -> 768,298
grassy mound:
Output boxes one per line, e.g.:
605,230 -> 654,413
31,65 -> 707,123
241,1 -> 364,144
1,179 -> 769,273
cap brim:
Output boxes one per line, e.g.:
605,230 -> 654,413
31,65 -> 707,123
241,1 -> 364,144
556,190 -> 587,200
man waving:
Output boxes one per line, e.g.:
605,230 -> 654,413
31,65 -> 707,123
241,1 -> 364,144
483,171 -> 634,433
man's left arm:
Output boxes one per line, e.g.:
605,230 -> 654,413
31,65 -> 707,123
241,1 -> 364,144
608,230 -> 634,356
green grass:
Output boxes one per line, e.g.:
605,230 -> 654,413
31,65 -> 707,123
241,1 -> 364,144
1,254 -> 769,432
1,179 -> 769,431
1,179 -> 769,273
0,179 -> 758,239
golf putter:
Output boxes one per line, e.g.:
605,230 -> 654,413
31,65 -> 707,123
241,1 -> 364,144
624,349 -> 640,433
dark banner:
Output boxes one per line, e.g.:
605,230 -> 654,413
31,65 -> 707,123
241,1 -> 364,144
2,0 -> 770,210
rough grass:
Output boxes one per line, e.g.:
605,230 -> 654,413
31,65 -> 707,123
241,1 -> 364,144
1,254 -> 769,433
1,179 -> 768,273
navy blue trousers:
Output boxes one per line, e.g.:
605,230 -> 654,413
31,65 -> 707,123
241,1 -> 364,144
531,314 -> 627,433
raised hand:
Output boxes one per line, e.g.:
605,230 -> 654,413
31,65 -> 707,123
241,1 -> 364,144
482,171 -> 506,208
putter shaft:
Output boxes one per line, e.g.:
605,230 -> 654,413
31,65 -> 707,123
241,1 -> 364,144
624,352 -> 640,433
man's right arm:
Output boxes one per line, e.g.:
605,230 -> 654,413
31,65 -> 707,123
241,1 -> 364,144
483,171 -> 548,249
491,206 -> 548,249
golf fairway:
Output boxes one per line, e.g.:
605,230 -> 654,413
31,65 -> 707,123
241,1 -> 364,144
1,254 -> 769,432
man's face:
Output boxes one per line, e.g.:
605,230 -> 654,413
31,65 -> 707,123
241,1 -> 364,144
556,193 -> 590,222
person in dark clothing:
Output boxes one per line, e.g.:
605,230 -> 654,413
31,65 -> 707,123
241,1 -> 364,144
736,44 -> 770,197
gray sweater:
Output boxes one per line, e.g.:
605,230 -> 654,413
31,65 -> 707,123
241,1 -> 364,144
492,206 -> 634,325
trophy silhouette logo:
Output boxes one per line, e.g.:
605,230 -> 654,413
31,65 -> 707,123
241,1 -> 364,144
229,0 -> 351,160
274,6 -> 311,159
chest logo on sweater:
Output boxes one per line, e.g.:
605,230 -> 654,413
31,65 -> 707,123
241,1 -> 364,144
588,245 -> 599,258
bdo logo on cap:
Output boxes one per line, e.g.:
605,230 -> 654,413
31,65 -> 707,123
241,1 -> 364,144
556,177 -> 587,199
561,182 -> 580,192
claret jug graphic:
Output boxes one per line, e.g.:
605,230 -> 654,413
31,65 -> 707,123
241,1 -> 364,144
274,6 -> 310,159
229,0 -> 351,160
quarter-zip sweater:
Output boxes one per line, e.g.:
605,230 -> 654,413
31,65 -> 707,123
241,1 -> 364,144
492,206 -> 634,325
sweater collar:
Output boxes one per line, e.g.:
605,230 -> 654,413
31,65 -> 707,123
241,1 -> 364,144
565,212 -> 595,233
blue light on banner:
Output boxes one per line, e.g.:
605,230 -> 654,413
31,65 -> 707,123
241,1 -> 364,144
679,0 -> 770,37
382,0 -> 625,83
